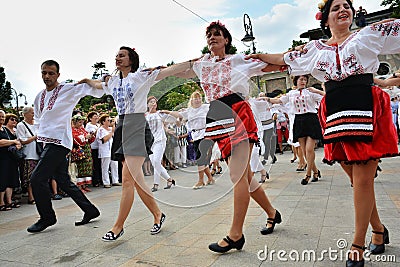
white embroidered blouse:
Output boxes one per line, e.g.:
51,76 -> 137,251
279,89 -> 323,115
34,83 -> 104,150
102,69 -> 160,115
193,53 -> 267,102
284,20 -> 400,81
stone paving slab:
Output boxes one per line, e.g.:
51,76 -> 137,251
0,147 -> 399,267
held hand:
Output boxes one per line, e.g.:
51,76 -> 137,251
85,133 -> 92,139
76,78 -> 89,84
261,64 -> 282,72
15,140 -> 22,149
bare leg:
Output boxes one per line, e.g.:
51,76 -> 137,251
109,161 -> 136,235
217,141 -> 251,246
296,146 -> 306,169
125,156 -> 162,224
350,160 -> 379,260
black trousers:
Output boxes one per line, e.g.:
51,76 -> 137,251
91,149 -> 102,185
30,144 -> 98,221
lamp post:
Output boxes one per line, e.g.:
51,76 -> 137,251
241,13 -> 260,91
18,93 -> 28,106
10,88 -> 19,110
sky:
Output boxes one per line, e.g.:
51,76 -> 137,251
0,0 -> 384,106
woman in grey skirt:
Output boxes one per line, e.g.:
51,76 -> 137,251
80,46 -> 194,241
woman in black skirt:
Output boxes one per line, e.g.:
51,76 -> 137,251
266,75 -> 325,184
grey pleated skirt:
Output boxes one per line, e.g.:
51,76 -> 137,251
111,113 -> 154,162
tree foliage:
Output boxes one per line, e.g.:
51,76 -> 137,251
156,80 -> 202,111
381,0 -> 400,18
289,40 -> 307,50
0,66 -> 13,109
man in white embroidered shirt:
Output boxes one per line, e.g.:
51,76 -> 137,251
27,60 -> 103,233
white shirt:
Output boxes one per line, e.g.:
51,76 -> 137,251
248,98 -> 274,130
279,89 -> 323,115
34,82 -> 104,150
102,69 -> 159,115
146,111 -> 168,143
284,20 -> 400,81
85,123 -> 99,149
16,121 -> 39,160
179,104 -> 209,141
96,126 -> 112,158
193,53 -> 267,102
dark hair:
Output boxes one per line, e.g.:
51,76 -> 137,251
293,75 -> 309,86
320,0 -> 355,37
5,113 -> 18,124
120,46 -> 139,73
41,60 -> 60,73
87,111 -> 98,121
206,21 -> 232,54
98,114 -> 110,125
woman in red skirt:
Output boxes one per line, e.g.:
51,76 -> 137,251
247,0 -> 399,265
177,21 -> 282,253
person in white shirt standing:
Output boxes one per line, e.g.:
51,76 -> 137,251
16,107 -> 39,205
96,114 -> 120,188
27,60 -> 102,233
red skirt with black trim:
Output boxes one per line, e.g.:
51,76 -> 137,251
319,86 -> 399,164
206,99 -> 258,160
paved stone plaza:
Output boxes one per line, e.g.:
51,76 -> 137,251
0,147 -> 399,266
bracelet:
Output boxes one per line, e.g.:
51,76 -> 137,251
393,73 -> 397,78
189,60 -> 192,68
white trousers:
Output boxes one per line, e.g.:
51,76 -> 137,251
174,145 -> 187,164
250,145 -> 264,173
101,157 -> 119,185
150,140 -> 170,185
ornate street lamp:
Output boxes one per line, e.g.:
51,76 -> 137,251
241,14 -> 256,54
241,13 -> 260,91
18,93 -> 28,106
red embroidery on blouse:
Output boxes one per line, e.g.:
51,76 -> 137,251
40,85 -> 64,112
201,59 -> 232,101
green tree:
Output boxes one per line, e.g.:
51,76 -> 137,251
289,40 -> 307,50
0,67 -> 13,108
92,62 -> 108,79
381,0 -> 400,18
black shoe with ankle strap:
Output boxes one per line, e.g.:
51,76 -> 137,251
301,175 -> 311,185
260,209 -> 282,235
311,170 -> 321,182
368,225 -> 389,255
208,234 -> 245,253
346,243 -> 366,267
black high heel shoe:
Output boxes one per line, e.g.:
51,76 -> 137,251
208,234 -> 245,253
260,209 -> 282,235
311,170 -> 321,182
368,225 -> 389,254
301,175 -> 311,185
346,243 -> 366,267
164,179 -> 176,189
